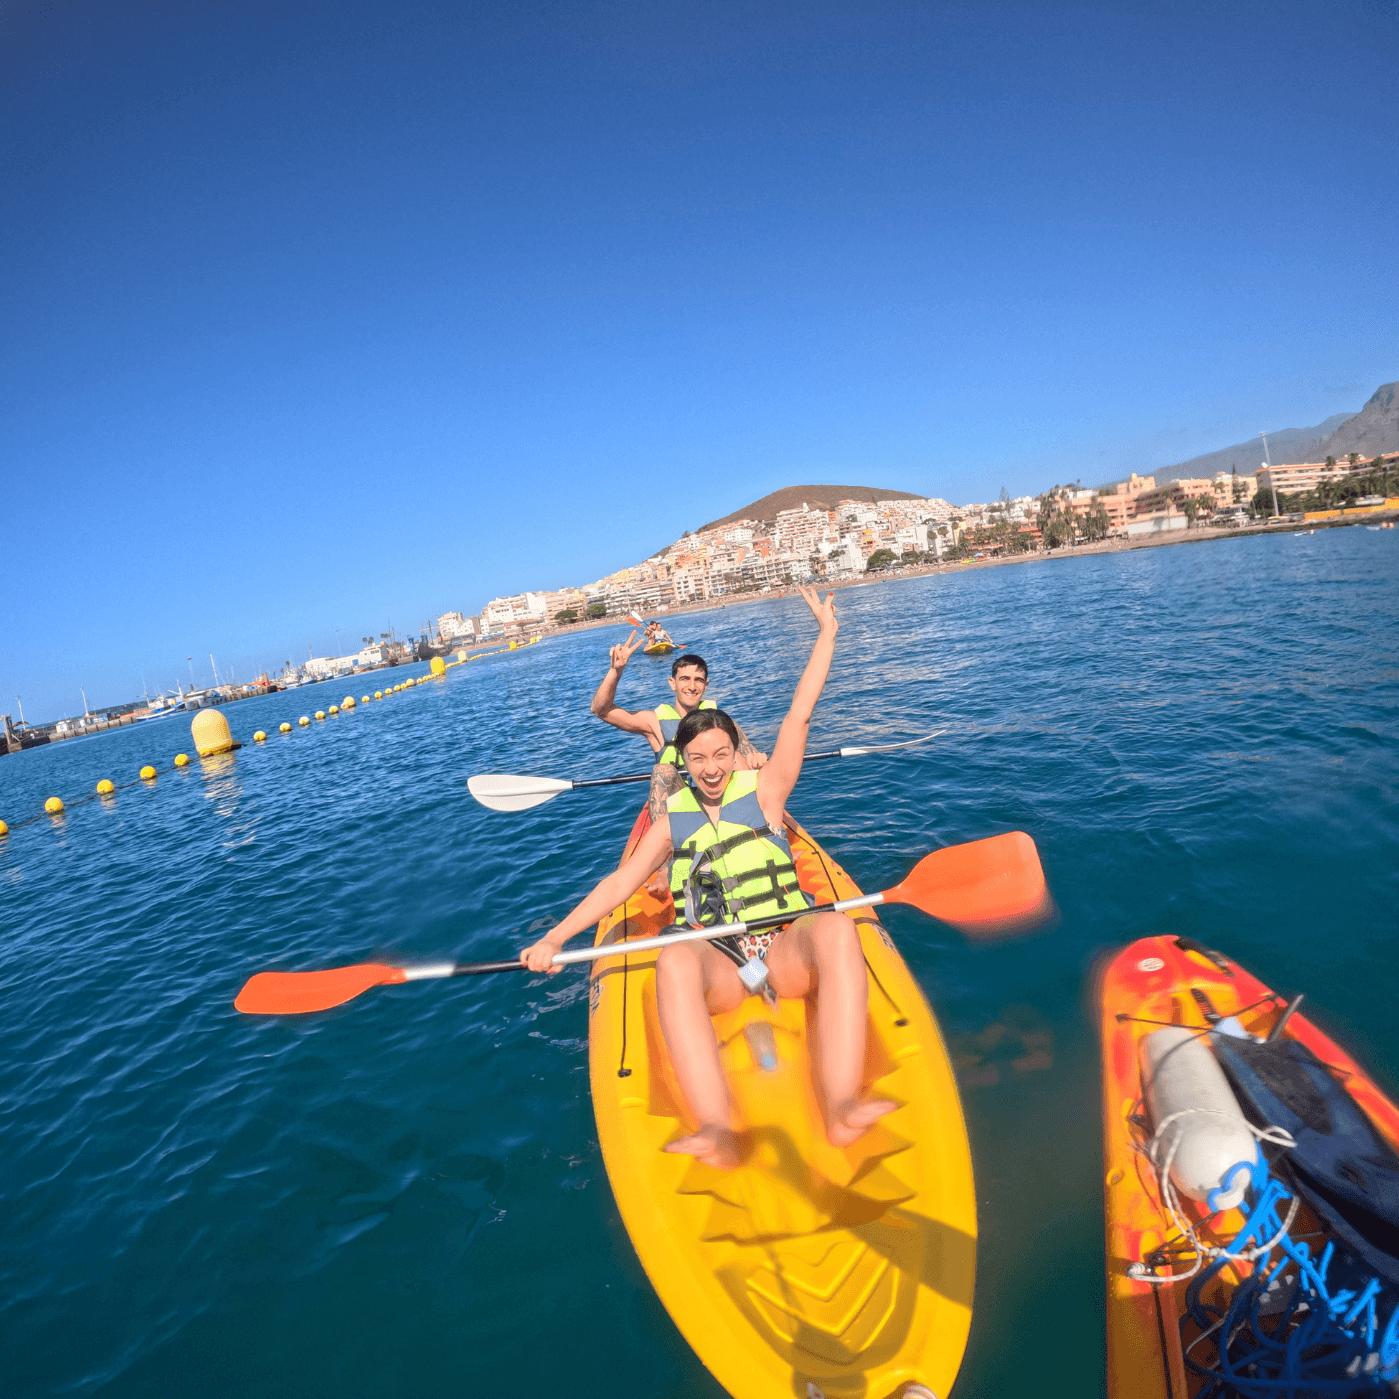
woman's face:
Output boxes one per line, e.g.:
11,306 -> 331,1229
681,729 -> 735,801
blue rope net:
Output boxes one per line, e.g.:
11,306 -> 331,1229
1181,1162 -> 1399,1396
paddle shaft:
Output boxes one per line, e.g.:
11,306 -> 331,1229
408,891 -> 885,981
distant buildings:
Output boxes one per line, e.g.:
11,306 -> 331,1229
1256,458 -> 1366,496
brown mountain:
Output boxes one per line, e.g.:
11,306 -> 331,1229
1313,381 -> 1399,460
697,484 -> 925,534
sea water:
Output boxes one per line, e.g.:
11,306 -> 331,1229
2,528 -> 1396,1397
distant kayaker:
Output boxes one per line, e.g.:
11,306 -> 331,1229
527,585 -> 895,1170
590,636 -> 765,823
644,621 -> 674,648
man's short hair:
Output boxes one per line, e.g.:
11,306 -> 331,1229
671,653 -> 708,679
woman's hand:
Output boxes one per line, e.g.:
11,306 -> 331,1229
520,934 -> 564,973
797,583 -> 838,637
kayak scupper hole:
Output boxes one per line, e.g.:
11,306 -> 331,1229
617,1068 -> 632,1077
894,1018 -> 909,1027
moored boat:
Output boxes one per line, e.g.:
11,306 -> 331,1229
1100,935 -> 1399,1397
588,807 -> 976,1399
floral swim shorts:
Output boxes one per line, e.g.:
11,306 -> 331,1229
729,912 -> 818,964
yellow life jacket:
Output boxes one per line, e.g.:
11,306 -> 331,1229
667,770 -> 809,927
654,699 -> 716,768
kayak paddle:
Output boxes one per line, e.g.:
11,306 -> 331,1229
233,830 -> 1049,1015
468,732 -> 947,812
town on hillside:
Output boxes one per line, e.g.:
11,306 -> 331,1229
434,451 -> 1396,645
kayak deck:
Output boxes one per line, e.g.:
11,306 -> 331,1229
1099,935 -> 1399,1398
642,641 -> 675,656
588,808 -> 975,1399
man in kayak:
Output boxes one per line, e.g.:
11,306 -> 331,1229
527,585 -> 894,1169
590,635 -> 765,823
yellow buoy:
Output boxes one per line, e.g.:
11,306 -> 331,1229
192,708 -> 239,757
315,710 -> 326,721
279,722 -> 292,733
299,716 -> 310,727
328,705 -> 339,715
45,796 -> 64,814
343,696 -> 356,708
174,753 -> 190,767
140,765 -> 157,781
253,730 -> 267,742
0,819 -> 8,837
374,690 -> 383,700
430,656 -> 446,676
96,779 -> 115,795
361,695 -> 370,704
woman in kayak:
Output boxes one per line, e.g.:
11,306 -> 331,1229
521,584 -> 894,1169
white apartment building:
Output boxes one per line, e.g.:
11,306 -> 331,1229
436,611 -> 479,641
482,592 -> 547,629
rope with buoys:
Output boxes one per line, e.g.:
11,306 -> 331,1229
0,646 -> 534,839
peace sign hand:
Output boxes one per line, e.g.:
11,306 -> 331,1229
797,583 -> 838,637
609,630 -> 644,671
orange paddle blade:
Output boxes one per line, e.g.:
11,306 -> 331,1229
234,963 -> 408,1015
884,831 -> 1052,936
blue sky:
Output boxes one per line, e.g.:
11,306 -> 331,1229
3,0 -> 1396,719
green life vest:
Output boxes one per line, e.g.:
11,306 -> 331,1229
655,699 -> 717,768
667,770 -> 810,928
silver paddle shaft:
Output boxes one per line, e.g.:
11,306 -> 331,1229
549,891 -> 886,965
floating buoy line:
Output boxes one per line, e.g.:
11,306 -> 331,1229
0,639 -> 542,839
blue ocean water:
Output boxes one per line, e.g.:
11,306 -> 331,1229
2,528 -> 1396,1398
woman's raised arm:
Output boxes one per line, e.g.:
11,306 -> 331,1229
756,585 -> 839,814
519,818 -> 672,972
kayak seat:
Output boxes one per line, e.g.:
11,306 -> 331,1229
1214,1032 -> 1399,1287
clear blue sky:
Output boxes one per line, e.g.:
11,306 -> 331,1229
3,0 -> 1395,720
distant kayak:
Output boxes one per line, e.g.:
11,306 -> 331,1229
642,640 -> 676,655
588,807 -> 976,1399
1099,935 -> 1399,1397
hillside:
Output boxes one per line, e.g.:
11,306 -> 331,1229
1314,381 -> 1399,459
1110,412 -> 1354,488
697,484 -> 925,533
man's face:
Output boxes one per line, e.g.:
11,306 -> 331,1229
669,665 -> 708,710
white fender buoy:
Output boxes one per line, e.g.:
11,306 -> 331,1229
1142,1027 -> 1256,1211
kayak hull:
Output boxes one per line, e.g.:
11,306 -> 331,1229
642,641 -> 675,656
589,808 -> 976,1399
1099,935 -> 1399,1399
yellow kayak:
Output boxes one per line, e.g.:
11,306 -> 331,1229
642,640 -> 676,656
588,807 -> 976,1399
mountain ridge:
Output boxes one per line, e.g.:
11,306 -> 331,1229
696,484 -> 927,534
1103,379 -> 1397,489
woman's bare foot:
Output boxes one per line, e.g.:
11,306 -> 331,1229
827,1097 -> 898,1148
664,1124 -> 742,1170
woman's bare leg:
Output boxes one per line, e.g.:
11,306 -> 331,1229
655,941 -> 746,1168
766,912 -> 897,1147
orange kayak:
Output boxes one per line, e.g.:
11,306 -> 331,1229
1100,935 -> 1399,1397
588,807 -> 977,1399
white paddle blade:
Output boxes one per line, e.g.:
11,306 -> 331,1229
467,774 -> 574,812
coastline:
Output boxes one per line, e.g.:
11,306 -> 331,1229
523,508 -> 1399,638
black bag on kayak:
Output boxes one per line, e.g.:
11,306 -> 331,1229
1213,1033 -> 1399,1288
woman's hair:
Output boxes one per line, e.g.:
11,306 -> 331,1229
674,707 -> 740,757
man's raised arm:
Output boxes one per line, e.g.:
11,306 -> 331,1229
589,632 -> 663,747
